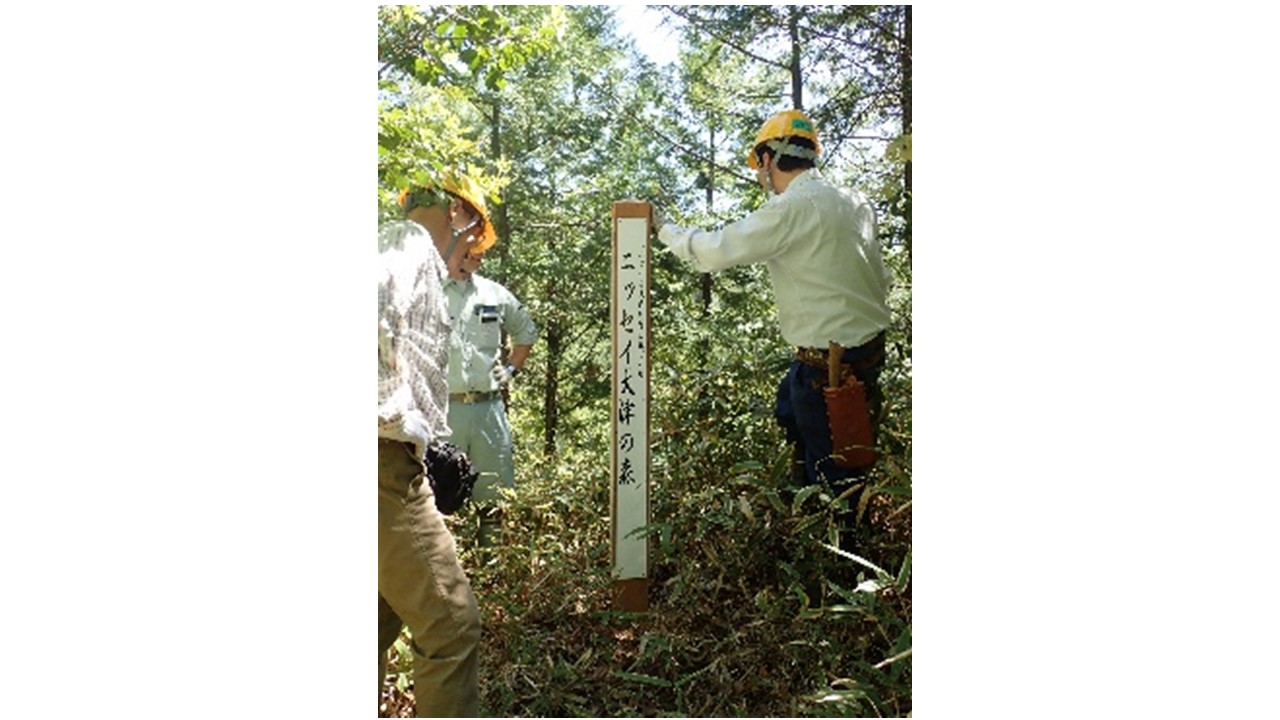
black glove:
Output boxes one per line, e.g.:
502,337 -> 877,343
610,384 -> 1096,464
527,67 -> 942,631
423,440 -> 478,515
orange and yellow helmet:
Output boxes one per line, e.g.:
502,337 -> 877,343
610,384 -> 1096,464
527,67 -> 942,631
399,170 -> 498,254
441,171 -> 497,254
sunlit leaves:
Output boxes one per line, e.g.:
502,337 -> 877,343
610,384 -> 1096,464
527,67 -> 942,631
379,5 -> 565,93
884,132 -> 911,163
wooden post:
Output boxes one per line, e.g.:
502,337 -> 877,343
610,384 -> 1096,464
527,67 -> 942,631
611,201 -> 651,612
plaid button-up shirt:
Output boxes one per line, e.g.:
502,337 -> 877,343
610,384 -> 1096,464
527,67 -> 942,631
378,220 -> 452,457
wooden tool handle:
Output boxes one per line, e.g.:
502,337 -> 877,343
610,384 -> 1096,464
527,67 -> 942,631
828,341 -> 843,387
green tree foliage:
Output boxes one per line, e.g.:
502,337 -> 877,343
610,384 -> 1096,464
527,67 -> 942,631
377,5 -> 566,92
661,5 -> 911,252
377,5 -> 911,718
376,5 -> 565,218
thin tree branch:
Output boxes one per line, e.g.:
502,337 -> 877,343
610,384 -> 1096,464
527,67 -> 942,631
523,221 -> 604,229
660,5 -> 790,71
796,23 -> 893,57
860,8 -> 904,47
577,73 -> 757,186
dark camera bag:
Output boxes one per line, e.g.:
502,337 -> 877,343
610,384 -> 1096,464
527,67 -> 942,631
423,440 -> 477,515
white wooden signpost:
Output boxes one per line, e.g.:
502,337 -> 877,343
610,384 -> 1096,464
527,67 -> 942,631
611,200 -> 651,612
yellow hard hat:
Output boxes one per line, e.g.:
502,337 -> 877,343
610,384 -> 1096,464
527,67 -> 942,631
399,170 -> 498,254
745,109 -> 822,169
398,183 -> 450,214
442,171 -> 497,254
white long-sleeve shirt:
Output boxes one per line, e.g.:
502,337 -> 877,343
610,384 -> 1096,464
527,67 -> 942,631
658,168 -> 891,349
377,220 -> 452,456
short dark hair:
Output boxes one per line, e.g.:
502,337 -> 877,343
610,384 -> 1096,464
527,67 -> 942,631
753,136 -> 817,172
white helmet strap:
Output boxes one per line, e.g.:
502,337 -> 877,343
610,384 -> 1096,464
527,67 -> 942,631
764,139 -> 819,162
442,220 -> 478,264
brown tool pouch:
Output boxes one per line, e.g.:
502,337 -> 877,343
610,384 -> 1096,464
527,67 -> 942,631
823,341 -> 878,469
824,375 -> 877,469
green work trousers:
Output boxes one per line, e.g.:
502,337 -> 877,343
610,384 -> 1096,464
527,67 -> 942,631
443,398 -> 514,505
378,438 -> 481,717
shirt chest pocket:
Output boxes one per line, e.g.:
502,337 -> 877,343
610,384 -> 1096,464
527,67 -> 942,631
471,304 -> 502,347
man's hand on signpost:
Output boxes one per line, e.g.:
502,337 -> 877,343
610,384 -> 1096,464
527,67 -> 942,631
650,200 -> 666,236
651,197 -> 685,250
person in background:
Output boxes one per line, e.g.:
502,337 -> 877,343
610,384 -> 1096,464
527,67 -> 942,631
440,221 -> 538,548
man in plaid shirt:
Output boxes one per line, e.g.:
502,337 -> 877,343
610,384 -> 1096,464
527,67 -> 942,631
378,172 -> 491,716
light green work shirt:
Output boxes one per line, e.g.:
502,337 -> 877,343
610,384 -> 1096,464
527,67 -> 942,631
443,273 -> 538,393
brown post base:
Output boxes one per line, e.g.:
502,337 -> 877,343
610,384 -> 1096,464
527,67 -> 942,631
613,577 -> 649,612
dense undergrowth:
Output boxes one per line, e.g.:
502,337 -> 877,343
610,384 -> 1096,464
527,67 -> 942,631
379,305 -> 912,717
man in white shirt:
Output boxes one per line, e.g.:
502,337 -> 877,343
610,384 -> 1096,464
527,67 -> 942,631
377,171 -> 494,716
656,110 -> 891,536
441,247 -> 538,547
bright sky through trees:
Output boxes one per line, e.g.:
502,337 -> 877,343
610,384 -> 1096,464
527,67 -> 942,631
612,5 -> 680,66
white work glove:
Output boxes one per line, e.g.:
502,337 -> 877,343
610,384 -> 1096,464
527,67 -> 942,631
490,360 -> 517,388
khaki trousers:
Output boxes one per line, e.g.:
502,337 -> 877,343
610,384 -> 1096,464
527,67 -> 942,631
378,439 -> 481,717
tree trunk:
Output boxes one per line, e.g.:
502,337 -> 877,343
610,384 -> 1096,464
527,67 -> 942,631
540,161 -> 561,457
789,7 -> 803,109
490,102 -> 511,266
701,123 -> 714,316
543,224 -> 560,457
902,5 -> 912,265
542,316 -> 561,457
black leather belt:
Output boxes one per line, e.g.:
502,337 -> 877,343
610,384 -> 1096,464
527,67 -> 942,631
449,390 -> 501,404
